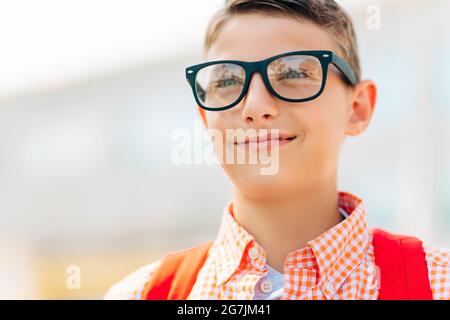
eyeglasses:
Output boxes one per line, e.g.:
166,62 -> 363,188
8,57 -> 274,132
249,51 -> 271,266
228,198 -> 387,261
185,50 -> 357,111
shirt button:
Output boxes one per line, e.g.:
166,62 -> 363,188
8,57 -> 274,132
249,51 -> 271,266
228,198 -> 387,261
260,280 -> 273,293
248,247 -> 260,260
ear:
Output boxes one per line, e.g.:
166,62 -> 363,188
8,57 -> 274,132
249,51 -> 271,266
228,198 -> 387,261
198,106 -> 209,128
345,80 -> 377,136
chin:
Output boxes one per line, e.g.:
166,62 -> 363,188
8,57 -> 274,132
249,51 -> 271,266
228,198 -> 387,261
228,165 -> 294,198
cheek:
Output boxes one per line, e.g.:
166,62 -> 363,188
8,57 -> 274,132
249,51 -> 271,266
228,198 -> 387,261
205,111 -> 236,153
308,82 -> 349,138
205,108 -> 240,137
293,98 -> 346,157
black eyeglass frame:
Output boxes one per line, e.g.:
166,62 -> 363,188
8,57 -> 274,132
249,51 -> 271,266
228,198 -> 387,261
185,50 -> 357,111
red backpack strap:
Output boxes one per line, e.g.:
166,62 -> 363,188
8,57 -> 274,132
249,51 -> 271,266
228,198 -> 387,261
372,228 -> 433,300
143,241 -> 213,300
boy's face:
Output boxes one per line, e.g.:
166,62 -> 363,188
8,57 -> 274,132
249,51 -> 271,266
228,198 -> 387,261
201,13 -> 375,200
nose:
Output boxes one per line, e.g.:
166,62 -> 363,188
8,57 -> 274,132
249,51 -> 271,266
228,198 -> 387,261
240,73 -> 279,125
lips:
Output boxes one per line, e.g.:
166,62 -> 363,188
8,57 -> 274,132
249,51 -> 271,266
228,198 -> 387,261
234,133 -> 297,145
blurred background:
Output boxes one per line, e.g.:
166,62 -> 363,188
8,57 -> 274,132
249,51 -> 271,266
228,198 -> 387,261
0,0 -> 449,299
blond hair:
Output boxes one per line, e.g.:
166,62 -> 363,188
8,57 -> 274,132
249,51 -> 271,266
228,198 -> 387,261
203,0 -> 361,83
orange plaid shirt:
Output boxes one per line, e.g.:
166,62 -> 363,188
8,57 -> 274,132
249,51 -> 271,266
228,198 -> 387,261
104,191 -> 450,300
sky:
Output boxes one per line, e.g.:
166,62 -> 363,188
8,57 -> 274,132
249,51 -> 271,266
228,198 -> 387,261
0,0 -> 223,98
0,0 -> 362,99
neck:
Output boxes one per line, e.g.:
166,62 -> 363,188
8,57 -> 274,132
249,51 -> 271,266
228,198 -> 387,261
231,177 -> 341,274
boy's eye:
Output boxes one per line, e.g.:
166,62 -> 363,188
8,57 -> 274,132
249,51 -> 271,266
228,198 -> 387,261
277,68 -> 310,81
214,77 -> 244,89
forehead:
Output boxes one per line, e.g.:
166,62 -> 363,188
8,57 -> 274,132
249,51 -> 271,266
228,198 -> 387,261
206,12 -> 337,62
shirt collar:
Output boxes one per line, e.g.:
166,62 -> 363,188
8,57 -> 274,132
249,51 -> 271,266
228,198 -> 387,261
212,191 -> 370,298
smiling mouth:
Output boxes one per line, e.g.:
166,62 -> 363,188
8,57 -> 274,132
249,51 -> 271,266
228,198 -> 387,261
233,135 -> 297,150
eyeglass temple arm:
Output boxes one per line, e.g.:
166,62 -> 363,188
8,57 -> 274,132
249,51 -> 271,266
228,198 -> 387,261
331,54 -> 358,86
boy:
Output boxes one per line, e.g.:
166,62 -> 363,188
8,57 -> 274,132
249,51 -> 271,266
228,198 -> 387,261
104,0 -> 449,300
